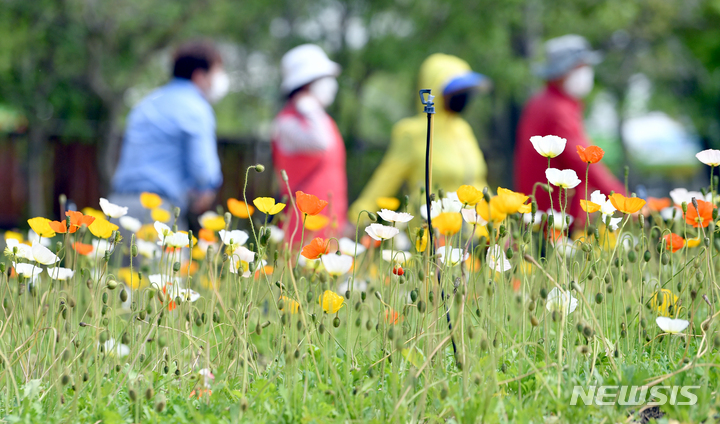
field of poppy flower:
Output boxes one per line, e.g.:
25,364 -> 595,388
3,143 -> 720,423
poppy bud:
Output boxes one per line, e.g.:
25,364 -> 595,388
106,279 -> 118,290
531,201 -> 537,214
367,212 -> 378,222
681,202 -> 688,214
482,187 -> 491,203
255,164 -> 265,173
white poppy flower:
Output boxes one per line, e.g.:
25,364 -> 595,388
13,262 -> 42,279
321,253 -> 353,276
545,168 -> 581,189
233,245 -> 256,263
696,149 -> 720,167
553,238 -> 578,258
486,245 -> 511,272
178,288 -> 200,303
119,216 -> 142,233
28,230 -> 51,247
590,190 -> 617,217
32,241 -> 59,265
99,198 -> 128,218
136,239 -> 158,258
669,188 -> 711,206
382,250 -> 411,265
5,239 -> 33,261
218,229 -> 249,247
92,239 -> 111,257
606,216 -> 623,231
365,223 -> 399,241
166,232 -> 190,248
655,316 -> 689,334
338,237 -> 366,256
461,207 -> 487,225
154,221 -> 172,240
437,246 -> 469,266
267,225 -> 285,244
660,206 -> 682,221
546,209 -> 574,230
420,197 -> 463,220
530,135 -> 567,158
46,267 -> 74,280
523,211 -> 545,230
103,338 -> 130,357
545,287 -> 578,316
377,209 -> 413,223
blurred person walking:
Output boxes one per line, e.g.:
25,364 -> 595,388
272,44 -> 348,241
111,40 -> 228,228
514,35 -> 624,227
349,53 -> 490,222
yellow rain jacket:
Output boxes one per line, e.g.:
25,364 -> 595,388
349,54 -> 489,222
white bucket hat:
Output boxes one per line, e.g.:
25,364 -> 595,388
533,35 -> 602,81
280,44 -> 341,94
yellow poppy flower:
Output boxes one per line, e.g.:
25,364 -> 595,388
304,214 -> 329,231
118,268 -> 146,290
82,207 -> 106,220
376,197 -> 400,211
456,185 -> 483,206
28,217 -> 56,238
319,290 -> 344,314
686,237 -> 702,248
415,229 -> 428,253
433,212 -> 462,236
136,224 -> 158,242
476,197 -> 508,223
253,197 -> 286,215
4,231 -> 23,242
580,200 -> 601,214
228,198 -> 254,218
650,289 -> 679,317
192,245 -> 206,260
495,188 -> 529,215
280,296 -> 300,314
199,212 -> 226,232
89,218 -> 119,239
140,192 -> 162,209
151,208 -> 171,223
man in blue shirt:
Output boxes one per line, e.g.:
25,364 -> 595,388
111,41 -> 228,226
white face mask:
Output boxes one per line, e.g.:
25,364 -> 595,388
308,77 -> 338,107
562,66 -> 594,99
207,70 -> 230,103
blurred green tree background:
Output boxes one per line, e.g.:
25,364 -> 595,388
0,0 -> 718,218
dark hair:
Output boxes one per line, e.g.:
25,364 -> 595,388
172,41 -> 222,79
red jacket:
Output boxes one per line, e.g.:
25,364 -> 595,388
514,85 -> 624,227
272,102 -> 348,241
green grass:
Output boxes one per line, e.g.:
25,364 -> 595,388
2,170 -> 720,424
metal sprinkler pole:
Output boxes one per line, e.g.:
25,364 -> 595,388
419,89 -> 458,359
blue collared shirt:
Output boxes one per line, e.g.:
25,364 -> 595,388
112,78 -> 223,208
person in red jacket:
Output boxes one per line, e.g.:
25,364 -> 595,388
272,44 -> 348,242
514,35 -> 625,228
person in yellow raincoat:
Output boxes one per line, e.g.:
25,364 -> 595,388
349,53 -> 490,222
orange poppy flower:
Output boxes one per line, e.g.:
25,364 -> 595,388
385,309 -> 401,325
227,198 -> 254,218
59,210 -> 95,233
685,199 -> 715,228
647,197 -> 672,212
576,145 -> 605,164
198,228 -> 216,243
512,279 -> 522,293
663,233 -> 685,253
301,237 -> 329,259
73,242 -> 93,256
609,193 -> 646,214
296,191 -> 328,216
49,220 -> 68,234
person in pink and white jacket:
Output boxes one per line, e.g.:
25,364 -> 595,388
272,44 -> 348,242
